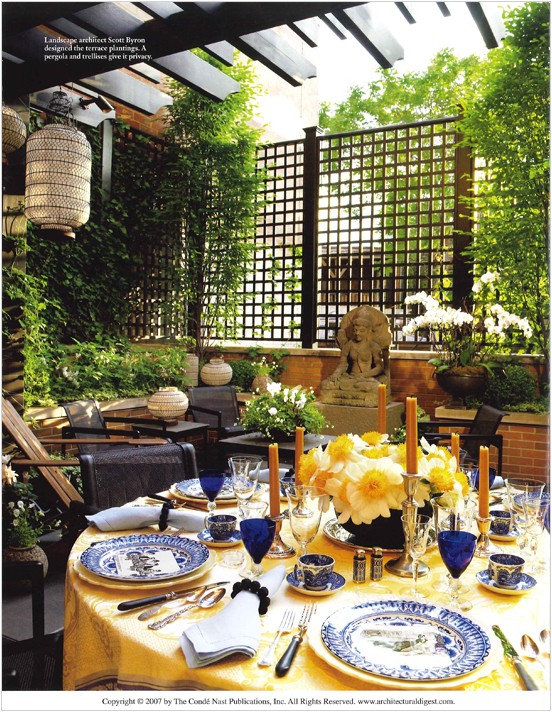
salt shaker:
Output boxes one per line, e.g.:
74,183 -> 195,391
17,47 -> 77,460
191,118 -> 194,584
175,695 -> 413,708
370,547 -> 383,580
353,549 -> 366,583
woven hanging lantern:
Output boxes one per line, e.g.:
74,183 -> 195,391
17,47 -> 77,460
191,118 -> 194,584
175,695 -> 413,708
24,123 -> 92,239
2,104 -> 27,158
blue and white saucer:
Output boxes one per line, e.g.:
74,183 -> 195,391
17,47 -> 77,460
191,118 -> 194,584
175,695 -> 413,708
489,527 -> 521,542
286,570 -> 346,596
197,529 -> 242,548
475,569 -> 537,596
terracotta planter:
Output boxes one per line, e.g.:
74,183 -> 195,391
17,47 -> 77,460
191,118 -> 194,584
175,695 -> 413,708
436,367 -> 488,401
200,358 -> 232,386
147,386 -> 189,423
3,543 -> 48,591
252,374 -> 273,394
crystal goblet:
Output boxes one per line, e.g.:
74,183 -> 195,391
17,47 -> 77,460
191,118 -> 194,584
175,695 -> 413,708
286,485 -> 328,559
505,478 -> 544,554
520,495 -> 547,574
239,500 -> 268,520
229,456 -> 263,514
438,530 -> 477,612
399,514 -> 432,599
239,517 -> 276,579
198,469 -> 225,524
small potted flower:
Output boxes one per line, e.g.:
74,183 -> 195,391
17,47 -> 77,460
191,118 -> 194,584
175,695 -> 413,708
2,460 -> 48,581
240,383 -> 328,441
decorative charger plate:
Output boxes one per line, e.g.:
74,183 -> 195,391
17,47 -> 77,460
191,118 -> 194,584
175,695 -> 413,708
323,518 -> 437,554
79,534 -> 209,582
174,478 -> 265,501
321,600 -> 491,681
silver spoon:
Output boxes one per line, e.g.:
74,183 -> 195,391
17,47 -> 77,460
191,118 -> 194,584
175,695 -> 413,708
148,587 -> 226,630
539,630 -> 550,656
521,634 -> 547,669
138,585 -> 206,621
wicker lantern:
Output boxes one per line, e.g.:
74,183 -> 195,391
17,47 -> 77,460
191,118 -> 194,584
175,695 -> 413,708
2,104 -> 27,158
24,123 -> 92,239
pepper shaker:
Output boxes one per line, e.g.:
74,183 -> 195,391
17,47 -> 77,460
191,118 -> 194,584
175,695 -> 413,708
353,549 -> 366,583
370,547 -> 383,580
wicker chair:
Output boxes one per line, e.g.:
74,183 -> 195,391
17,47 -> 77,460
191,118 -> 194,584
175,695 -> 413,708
422,404 -> 505,476
78,442 -> 198,510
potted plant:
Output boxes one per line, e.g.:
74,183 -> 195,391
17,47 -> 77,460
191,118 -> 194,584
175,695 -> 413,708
240,383 -> 327,440
2,461 -> 48,583
403,272 -> 533,403
251,357 -> 274,394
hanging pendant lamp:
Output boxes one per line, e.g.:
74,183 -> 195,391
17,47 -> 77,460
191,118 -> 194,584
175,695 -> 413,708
2,104 -> 27,158
24,91 -> 92,239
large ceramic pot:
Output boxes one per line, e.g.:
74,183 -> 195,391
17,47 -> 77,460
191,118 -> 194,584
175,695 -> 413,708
200,358 -> 232,386
183,353 -> 199,387
147,386 -> 189,423
334,501 -> 434,550
3,543 -> 48,592
435,366 -> 488,401
252,374 -> 273,394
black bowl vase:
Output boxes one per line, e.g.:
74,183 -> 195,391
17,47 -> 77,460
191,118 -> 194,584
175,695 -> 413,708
334,501 -> 434,550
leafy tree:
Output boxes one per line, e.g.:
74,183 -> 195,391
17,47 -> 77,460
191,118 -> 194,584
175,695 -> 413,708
459,2 -> 550,374
320,49 -> 485,132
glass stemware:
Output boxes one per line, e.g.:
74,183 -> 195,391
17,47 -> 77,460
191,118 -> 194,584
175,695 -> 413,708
438,530 -> 477,611
239,500 -> 268,520
505,478 -> 544,553
520,495 -> 547,574
286,485 -> 328,559
431,497 -> 475,595
197,469 -> 225,522
239,517 -> 276,578
399,514 -> 432,599
229,456 -> 263,514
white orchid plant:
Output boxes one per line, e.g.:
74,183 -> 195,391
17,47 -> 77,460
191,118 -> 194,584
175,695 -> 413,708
403,271 -> 532,374
297,433 -> 469,526
240,382 -> 327,439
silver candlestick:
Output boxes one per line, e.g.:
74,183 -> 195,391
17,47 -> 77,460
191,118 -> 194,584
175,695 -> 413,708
475,515 -> 502,558
385,472 -> 430,578
265,512 -> 295,558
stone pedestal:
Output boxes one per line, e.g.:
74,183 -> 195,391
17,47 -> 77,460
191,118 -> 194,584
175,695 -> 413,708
315,401 -> 404,438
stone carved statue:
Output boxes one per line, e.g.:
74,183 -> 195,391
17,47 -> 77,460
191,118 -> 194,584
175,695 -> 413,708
320,306 -> 392,407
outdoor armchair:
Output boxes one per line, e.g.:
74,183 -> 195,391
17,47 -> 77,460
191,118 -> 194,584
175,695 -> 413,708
187,386 -> 244,439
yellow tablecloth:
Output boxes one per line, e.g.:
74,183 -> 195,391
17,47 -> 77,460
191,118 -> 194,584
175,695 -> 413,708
63,503 -> 550,692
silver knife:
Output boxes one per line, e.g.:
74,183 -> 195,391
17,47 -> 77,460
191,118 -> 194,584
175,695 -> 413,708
117,581 -> 230,614
493,625 -> 540,690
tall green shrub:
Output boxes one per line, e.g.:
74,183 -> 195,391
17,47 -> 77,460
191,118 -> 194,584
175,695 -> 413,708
459,3 -> 550,373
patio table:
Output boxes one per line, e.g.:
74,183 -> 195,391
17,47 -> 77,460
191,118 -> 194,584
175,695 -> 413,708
219,432 -> 336,464
63,493 -> 550,693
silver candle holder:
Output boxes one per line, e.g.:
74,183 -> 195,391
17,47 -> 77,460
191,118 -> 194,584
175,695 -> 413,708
265,512 -> 295,558
474,515 -> 502,558
385,472 -> 430,578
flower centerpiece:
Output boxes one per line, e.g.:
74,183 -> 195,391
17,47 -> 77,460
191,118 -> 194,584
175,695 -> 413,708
240,382 -> 327,440
403,273 -> 532,400
297,433 -> 470,548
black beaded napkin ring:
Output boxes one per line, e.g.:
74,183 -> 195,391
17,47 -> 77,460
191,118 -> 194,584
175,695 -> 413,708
231,579 -> 271,615
158,501 -> 174,532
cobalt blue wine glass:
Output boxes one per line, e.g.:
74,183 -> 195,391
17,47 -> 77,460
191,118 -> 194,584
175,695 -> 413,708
470,466 -> 496,492
438,530 -> 477,612
239,518 -> 276,579
198,469 -> 226,524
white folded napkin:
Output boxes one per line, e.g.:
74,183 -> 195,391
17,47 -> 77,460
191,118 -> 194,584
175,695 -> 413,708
180,564 -> 286,668
258,468 -> 292,484
86,506 -> 205,532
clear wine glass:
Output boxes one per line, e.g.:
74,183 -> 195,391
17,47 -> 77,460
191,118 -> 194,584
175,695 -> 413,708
286,485 -> 328,559
239,518 -> 276,579
239,500 -> 268,520
197,469 -> 225,524
505,477 -> 544,553
438,530 -> 477,611
229,456 -> 263,515
431,497 -> 476,596
399,514 -> 432,599
521,495 -> 547,574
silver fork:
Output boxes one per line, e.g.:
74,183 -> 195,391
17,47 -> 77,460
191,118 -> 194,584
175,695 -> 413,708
257,609 -> 295,667
275,602 -> 317,677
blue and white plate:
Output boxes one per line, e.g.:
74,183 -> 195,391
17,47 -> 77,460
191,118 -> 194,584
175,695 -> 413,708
174,478 -> 264,501
79,534 -> 210,582
197,529 -> 242,548
286,571 -> 346,597
512,491 -> 549,512
321,600 -> 491,681
489,527 -> 521,542
475,569 -> 537,596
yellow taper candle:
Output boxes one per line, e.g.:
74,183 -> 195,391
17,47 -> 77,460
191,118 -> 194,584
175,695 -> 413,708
295,426 -> 304,477
406,397 -> 418,474
268,443 -> 280,517
378,384 -> 386,435
478,446 -> 490,518
451,432 -> 460,471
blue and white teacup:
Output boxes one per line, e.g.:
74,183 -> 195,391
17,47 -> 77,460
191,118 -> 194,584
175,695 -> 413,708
488,553 -> 525,589
490,510 -> 512,536
294,553 -> 334,591
280,475 -> 296,497
206,514 -> 237,541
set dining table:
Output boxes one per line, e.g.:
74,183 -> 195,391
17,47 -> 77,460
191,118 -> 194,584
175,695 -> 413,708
63,482 -> 550,694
